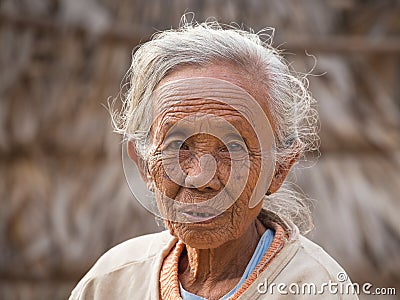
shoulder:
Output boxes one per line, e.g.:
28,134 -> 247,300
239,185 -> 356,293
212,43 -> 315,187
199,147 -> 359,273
260,211 -> 352,284
87,230 -> 174,274
69,230 -> 177,300
252,213 -> 358,299
269,235 -> 358,299
295,235 -> 349,281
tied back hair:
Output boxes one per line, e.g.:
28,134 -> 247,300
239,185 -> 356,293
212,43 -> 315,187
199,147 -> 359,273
110,16 -> 320,234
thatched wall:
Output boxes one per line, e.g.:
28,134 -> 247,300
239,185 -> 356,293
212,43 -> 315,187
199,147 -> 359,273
0,0 -> 399,299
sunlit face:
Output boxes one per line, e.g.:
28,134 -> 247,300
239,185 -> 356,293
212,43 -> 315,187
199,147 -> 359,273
146,64 -> 276,249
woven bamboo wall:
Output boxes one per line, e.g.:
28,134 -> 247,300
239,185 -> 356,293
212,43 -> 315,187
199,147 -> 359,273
0,0 -> 399,299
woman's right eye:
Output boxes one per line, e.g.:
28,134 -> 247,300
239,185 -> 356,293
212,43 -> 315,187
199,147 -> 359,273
165,140 -> 188,150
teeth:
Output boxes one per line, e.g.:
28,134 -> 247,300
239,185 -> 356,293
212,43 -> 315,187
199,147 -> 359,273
188,212 -> 214,218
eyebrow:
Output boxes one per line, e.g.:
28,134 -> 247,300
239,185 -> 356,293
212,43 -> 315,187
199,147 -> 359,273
163,129 -> 187,141
222,132 -> 245,141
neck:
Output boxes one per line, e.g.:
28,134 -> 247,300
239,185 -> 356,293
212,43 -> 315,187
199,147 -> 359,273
179,219 -> 265,285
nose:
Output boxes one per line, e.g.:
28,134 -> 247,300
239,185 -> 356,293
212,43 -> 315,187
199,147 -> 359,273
184,154 -> 222,191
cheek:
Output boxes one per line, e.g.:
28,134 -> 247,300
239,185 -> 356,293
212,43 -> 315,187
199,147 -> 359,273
227,155 -> 262,198
245,157 -> 262,191
148,153 -> 182,199
148,154 -> 181,222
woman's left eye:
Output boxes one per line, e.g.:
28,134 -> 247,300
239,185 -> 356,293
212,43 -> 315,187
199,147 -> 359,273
225,142 -> 246,152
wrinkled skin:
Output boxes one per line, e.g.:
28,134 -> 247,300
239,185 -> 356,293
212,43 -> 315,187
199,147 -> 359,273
128,63 -> 299,299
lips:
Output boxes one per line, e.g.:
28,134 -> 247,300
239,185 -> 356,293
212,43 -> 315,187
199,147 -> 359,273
178,204 -> 222,223
184,211 -> 215,218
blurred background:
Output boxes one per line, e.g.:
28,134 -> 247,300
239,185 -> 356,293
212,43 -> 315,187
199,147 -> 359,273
0,0 -> 399,299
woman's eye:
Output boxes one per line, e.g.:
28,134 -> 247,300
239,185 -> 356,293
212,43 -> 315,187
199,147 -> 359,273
165,140 -> 188,150
225,142 -> 246,152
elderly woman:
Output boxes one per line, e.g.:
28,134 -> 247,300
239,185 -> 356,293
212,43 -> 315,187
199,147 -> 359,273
70,21 -> 358,299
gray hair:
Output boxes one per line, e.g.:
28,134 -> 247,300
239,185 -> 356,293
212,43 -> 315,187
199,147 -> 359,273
110,19 -> 319,234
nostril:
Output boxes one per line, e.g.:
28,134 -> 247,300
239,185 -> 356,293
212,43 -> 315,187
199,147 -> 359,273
202,186 -> 216,192
187,182 -> 197,189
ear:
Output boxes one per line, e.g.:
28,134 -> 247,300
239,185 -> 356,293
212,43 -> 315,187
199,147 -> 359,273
268,140 -> 302,194
127,140 -> 148,182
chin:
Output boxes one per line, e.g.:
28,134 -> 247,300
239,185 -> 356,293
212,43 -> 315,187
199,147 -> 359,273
166,220 -> 235,249
180,232 -> 227,249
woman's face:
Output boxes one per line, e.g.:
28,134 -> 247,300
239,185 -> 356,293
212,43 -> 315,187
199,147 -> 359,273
146,63 -> 276,249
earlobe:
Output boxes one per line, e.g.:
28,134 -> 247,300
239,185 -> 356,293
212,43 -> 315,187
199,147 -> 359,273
127,140 -> 148,182
268,166 -> 287,195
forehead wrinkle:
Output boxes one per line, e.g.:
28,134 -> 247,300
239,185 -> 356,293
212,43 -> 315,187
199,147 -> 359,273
154,97 -> 257,128
158,114 -> 250,141
153,79 -> 260,120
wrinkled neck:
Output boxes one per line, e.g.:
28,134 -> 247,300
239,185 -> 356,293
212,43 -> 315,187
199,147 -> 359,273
179,219 -> 266,283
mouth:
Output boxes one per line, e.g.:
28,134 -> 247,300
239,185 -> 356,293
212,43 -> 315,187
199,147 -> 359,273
178,205 -> 222,223
184,211 -> 216,218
